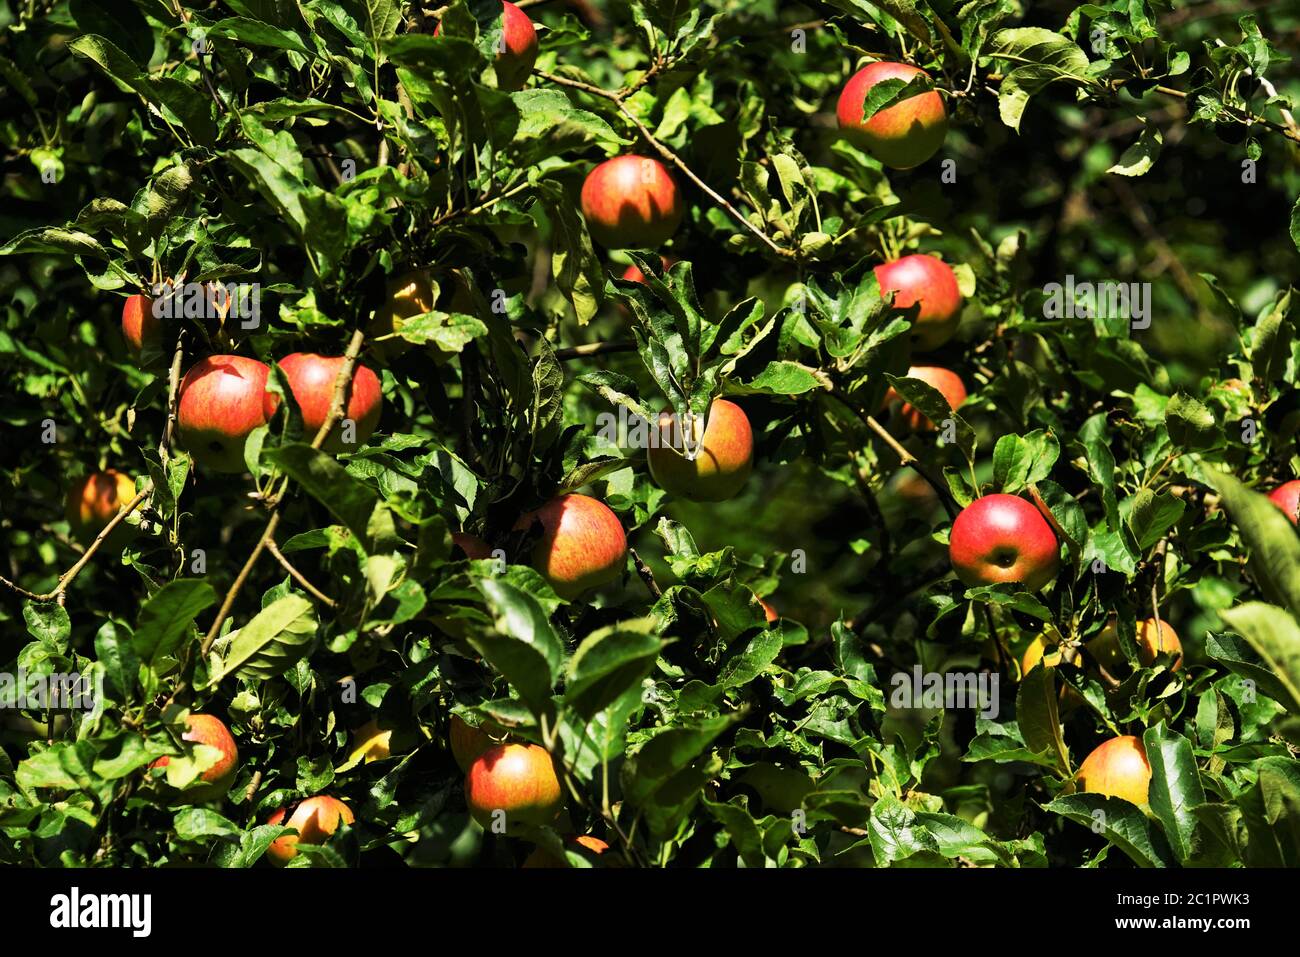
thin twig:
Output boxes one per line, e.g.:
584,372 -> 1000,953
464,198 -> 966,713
0,486 -> 152,602
823,387 -> 958,518
266,538 -> 338,608
628,546 -> 662,599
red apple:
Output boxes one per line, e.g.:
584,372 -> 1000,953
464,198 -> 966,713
121,293 -> 162,362
1267,480 -> 1300,524
874,254 -> 963,351
522,834 -> 610,868
836,61 -> 948,169
647,398 -> 754,502
452,531 -> 493,560
65,470 -> 137,540
949,493 -> 1061,591
884,365 -> 967,431
465,743 -> 563,832
278,353 -> 382,453
266,795 -> 355,865
1089,618 -> 1183,672
150,714 -> 239,798
620,256 -> 675,284
1076,735 -> 1151,806
435,1 -> 538,91
581,155 -> 684,249
450,714 -> 502,772
513,493 -> 628,599
177,355 -> 278,473
758,598 -> 778,623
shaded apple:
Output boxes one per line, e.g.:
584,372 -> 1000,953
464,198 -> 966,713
874,254 -> 963,351
1076,735 -> 1151,806
581,155 -> 683,249
514,493 -> 628,599
65,469 -> 138,542
177,355 -> 278,472
647,398 -> 754,501
884,365 -> 967,432
837,61 -> 947,169
451,531 -> 493,560
949,493 -> 1061,591
266,795 -> 355,865
121,293 -> 162,362
465,742 -> 563,832
1267,480 -> 1300,524
278,352 -> 383,453
451,714 -> 504,772
1089,617 -> 1183,672
620,256 -> 675,284
435,1 -> 538,91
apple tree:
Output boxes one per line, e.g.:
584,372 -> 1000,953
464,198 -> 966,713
0,0 -> 1299,870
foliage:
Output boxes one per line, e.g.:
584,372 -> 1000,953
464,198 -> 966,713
1,0 -> 1299,868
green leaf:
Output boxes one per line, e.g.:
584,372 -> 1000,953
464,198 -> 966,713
1217,603 -> 1300,715
470,578 -> 565,713
211,594 -> 318,683
566,619 -> 663,720
1044,794 -> 1176,867
265,444 -> 400,553
1143,724 -> 1207,864
1107,121 -> 1163,176
992,430 -> 1059,493
1206,469 -> 1300,622
132,580 -> 217,680
1016,664 -> 1070,775
1165,393 -> 1221,451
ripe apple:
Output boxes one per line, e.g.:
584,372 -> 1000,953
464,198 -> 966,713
1076,735 -> 1151,806
758,597 -> 778,622
522,834 -> 610,868
513,493 -> 628,599
949,493 -> 1061,591
465,743 -> 563,832
177,355 -> 278,472
1267,480 -> 1300,524
451,531 -> 493,560
884,365 -> 967,432
1089,617 -> 1183,672
620,256 -> 675,284
121,293 -> 162,362
277,353 -> 383,453
450,714 -> 503,772
150,714 -> 239,799
1020,634 -> 1081,675
435,1 -> 538,91
836,61 -> 948,169
348,719 -> 393,764
647,398 -> 754,501
581,155 -> 684,249
874,254 -> 963,352
65,470 -> 137,541
266,795 -> 355,865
